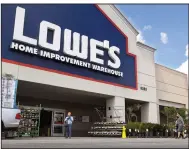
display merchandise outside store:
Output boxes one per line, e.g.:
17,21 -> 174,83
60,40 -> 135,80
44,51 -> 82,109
17,105 -> 41,137
2,74 -> 18,109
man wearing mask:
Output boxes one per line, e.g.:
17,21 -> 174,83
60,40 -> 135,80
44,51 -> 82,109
176,113 -> 185,139
64,112 -> 73,139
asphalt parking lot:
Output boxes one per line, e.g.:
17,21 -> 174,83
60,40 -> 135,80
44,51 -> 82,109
2,137 -> 189,148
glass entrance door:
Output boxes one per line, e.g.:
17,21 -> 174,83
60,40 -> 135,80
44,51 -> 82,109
51,111 -> 65,136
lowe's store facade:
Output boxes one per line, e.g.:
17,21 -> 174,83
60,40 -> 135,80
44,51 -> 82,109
2,4 -> 188,137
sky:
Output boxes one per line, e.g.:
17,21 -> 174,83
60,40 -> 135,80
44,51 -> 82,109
116,5 -> 188,75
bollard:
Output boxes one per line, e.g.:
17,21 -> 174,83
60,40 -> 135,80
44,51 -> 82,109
165,129 -> 168,138
122,125 -> 126,139
129,129 -> 131,138
146,129 -> 149,138
184,130 -> 187,138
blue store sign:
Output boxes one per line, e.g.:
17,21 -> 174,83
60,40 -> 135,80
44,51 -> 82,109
2,4 -> 137,89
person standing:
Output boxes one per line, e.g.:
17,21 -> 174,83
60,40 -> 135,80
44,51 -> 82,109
176,113 -> 185,139
64,112 -> 73,139
175,119 -> 179,138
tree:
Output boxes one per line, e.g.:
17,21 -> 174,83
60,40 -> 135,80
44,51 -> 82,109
126,104 -> 141,122
161,106 -> 177,125
177,107 -> 189,124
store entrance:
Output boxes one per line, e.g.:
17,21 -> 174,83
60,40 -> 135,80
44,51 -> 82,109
17,81 -> 109,137
52,111 -> 65,136
40,108 -> 65,137
40,109 -> 52,137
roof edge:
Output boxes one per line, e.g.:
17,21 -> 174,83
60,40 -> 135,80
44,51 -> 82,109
110,5 -> 139,36
155,63 -> 188,76
137,42 -> 156,52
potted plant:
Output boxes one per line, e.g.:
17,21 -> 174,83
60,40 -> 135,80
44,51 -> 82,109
141,123 -> 146,138
135,122 -> 140,138
131,122 -> 137,137
148,123 -> 154,138
163,124 -> 169,138
138,123 -> 143,138
153,124 -> 160,137
126,122 -> 133,138
168,124 -> 175,138
159,124 -> 164,137
143,123 -> 150,138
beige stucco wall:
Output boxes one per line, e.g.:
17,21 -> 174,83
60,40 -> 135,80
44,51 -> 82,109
155,64 -> 188,109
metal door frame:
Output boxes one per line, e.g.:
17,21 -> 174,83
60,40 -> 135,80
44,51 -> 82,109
51,109 -> 66,137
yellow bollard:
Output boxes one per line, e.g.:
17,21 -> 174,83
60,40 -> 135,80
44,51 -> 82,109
122,125 -> 126,138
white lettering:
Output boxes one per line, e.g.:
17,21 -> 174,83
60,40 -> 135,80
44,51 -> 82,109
63,29 -> 88,60
10,42 -> 19,49
73,59 -> 79,66
25,46 -> 34,53
34,48 -> 38,55
11,42 -> 38,55
103,40 -> 109,49
92,64 -> 98,70
50,53 -> 56,59
39,21 -> 61,51
64,29 -> 75,56
65,57 -> 70,63
108,46 -> 121,69
90,39 -> 104,65
19,44 -> 25,51
41,50 -> 51,58
55,54 -> 60,60
79,35 -> 88,60
11,7 -> 123,76
79,61 -> 83,66
13,7 -> 37,45
70,58 -> 74,64
83,62 -> 88,68
60,56 -> 65,61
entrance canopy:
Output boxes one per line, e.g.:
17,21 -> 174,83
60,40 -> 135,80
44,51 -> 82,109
17,80 -> 110,106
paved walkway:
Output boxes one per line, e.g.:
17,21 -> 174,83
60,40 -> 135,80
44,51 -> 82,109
2,137 -> 188,148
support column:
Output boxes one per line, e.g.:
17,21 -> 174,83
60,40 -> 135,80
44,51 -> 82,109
141,102 -> 159,124
106,96 -> 125,123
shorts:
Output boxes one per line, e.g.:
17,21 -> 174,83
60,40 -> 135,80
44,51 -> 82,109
178,124 -> 183,132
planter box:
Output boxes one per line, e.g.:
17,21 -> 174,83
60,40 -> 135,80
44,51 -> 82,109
155,131 -> 160,138
132,132 -> 136,137
165,131 -> 169,138
170,131 -> 174,138
127,132 -> 132,138
138,133 -> 142,138
149,131 -> 153,138
159,132 -> 163,138
145,131 -> 149,138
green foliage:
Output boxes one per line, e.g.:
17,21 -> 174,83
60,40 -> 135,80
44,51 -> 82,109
126,122 -> 135,130
126,122 -> 176,132
161,106 -> 177,125
139,122 -> 145,132
134,122 -> 140,129
177,107 -> 189,123
126,104 -> 141,122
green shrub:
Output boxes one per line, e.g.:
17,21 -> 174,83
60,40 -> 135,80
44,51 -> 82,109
126,122 -> 135,130
134,122 -> 140,130
140,123 -> 146,132
126,122 -> 176,133
148,123 -> 155,132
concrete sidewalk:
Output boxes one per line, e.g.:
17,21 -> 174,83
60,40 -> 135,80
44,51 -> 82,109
2,137 -> 189,148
